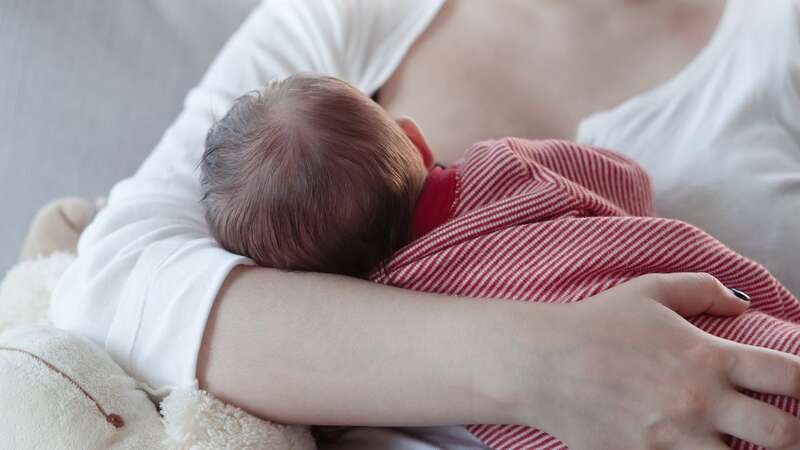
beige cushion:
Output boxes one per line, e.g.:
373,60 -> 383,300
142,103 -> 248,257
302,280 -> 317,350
20,197 -> 101,261
0,326 -> 166,449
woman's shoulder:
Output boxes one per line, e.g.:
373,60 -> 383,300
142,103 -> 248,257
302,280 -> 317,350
249,0 -> 443,93
735,0 -> 799,54
333,0 -> 445,93
724,0 -> 800,104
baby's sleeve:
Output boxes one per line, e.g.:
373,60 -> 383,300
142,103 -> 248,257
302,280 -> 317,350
49,0 -> 359,395
509,139 -> 656,217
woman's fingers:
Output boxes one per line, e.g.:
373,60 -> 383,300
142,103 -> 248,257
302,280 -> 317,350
633,272 -> 750,317
714,391 -> 800,449
724,341 -> 800,398
715,336 -> 800,448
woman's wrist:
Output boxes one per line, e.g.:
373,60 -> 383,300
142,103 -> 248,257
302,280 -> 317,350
456,299 -> 575,427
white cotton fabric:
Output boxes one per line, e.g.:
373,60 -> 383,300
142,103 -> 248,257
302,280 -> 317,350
576,0 -> 800,296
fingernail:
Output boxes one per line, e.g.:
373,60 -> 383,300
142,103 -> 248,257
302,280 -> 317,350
729,288 -> 751,302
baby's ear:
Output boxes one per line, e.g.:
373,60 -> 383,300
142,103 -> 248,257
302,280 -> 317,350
396,117 -> 434,169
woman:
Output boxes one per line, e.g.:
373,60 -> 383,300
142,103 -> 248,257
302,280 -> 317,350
50,0 -> 800,449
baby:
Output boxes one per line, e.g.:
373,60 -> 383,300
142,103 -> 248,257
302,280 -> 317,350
200,74 -> 429,277
200,74 -> 800,450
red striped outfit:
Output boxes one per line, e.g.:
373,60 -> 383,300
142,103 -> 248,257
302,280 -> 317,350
369,139 -> 800,450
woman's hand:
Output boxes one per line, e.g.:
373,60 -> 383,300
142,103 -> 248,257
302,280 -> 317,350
508,273 -> 800,450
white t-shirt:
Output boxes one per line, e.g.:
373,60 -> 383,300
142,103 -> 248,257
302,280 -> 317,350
576,0 -> 800,297
50,0 -> 799,448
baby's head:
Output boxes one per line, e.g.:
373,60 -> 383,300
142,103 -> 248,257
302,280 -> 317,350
200,74 -> 433,277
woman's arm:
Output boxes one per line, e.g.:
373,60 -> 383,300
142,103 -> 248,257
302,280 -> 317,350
197,266 -> 533,426
198,269 -> 800,449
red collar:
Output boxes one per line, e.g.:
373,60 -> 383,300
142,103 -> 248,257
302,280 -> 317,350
410,166 -> 458,240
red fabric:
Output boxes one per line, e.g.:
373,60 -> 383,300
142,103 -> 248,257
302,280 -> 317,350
370,139 -> 800,450
410,165 -> 459,240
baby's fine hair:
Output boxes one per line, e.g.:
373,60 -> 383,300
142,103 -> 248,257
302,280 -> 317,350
200,74 -> 426,277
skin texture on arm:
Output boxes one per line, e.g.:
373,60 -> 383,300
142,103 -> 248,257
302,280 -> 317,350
196,265 -> 543,426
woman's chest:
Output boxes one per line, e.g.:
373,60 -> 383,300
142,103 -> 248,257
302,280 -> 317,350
378,0 -> 724,163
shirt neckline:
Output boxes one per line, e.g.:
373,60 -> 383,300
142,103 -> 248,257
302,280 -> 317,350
575,0 -> 740,140
410,165 -> 459,240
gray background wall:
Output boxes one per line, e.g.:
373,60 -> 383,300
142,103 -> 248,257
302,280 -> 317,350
0,0 -> 259,275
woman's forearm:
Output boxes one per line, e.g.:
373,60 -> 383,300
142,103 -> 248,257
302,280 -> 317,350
196,265 -> 557,427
